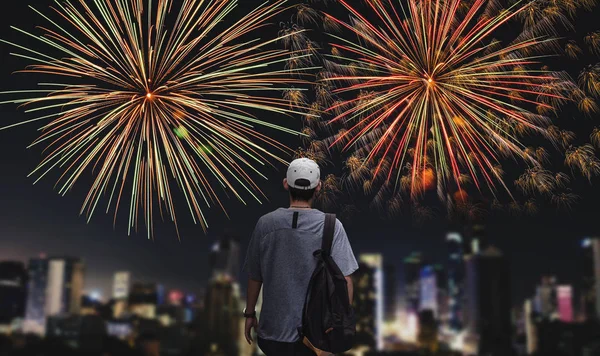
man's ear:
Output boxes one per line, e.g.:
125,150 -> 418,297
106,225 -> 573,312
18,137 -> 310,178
315,181 -> 322,193
283,178 -> 289,191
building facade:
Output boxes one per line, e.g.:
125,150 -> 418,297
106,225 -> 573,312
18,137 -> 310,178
557,285 -> 574,323
112,271 -> 130,300
403,252 -> 423,315
383,263 -> 397,323
446,232 -> 465,330
0,261 -> 28,325
204,275 -> 241,356
359,254 -> 384,351
128,283 -> 158,319
581,238 -> 600,321
463,246 -> 511,356
534,276 -> 558,320
23,257 -> 84,335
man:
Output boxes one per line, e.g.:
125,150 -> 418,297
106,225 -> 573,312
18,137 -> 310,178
243,158 -> 359,355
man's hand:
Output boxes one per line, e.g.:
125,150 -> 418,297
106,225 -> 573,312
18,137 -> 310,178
245,316 -> 258,345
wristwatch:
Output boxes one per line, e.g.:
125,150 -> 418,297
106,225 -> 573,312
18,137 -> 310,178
243,308 -> 256,318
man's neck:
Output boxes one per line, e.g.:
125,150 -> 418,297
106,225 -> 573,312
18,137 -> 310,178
289,200 -> 312,209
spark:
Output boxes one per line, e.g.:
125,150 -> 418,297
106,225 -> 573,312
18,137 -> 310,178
321,0 -> 573,197
0,0 -> 310,237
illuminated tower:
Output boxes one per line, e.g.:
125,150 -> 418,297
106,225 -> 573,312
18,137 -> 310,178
524,299 -> 537,355
420,266 -> 438,316
446,232 -> 464,330
581,237 -> 600,321
557,285 -> 573,323
419,264 -> 448,323
383,263 -> 397,322
112,272 -> 131,300
403,252 -> 423,315
353,254 -> 384,351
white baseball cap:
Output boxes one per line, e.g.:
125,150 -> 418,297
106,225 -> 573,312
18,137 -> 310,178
287,158 -> 320,190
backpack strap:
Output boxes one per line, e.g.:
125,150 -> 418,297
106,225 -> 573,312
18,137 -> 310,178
322,213 -> 336,255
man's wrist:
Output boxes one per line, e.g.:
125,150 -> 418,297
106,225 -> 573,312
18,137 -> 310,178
243,307 -> 256,318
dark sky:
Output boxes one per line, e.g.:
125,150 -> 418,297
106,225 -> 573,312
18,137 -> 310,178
0,0 -> 600,306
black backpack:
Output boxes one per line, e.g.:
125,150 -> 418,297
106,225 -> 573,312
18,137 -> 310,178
300,213 -> 356,354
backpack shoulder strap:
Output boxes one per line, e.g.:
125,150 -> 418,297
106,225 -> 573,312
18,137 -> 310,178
322,213 -> 336,254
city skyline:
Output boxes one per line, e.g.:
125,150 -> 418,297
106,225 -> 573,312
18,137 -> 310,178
3,223 -> 600,354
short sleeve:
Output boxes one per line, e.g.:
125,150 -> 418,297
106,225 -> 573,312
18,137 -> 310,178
330,219 -> 359,276
242,220 -> 263,281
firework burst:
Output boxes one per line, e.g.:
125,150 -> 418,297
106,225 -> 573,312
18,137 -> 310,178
322,0 -> 574,198
0,0 -> 310,237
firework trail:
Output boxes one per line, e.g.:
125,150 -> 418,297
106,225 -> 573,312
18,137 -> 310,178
0,0 -> 311,237
322,0 -> 575,198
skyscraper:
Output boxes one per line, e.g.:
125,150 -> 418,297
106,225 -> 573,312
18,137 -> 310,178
534,276 -> 558,320
204,274 -> 241,356
420,266 -> 438,316
46,258 -> 85,316
23,257 -> 84,335
446,232 -> 465,330
419,264 -> 448,321
524,299 -> 537,355
463,246 -> 511,356
0,261 -> 27,325
383,263 -> 397,322
112,272 -> 130,300
23,258 -> 48,334
403,252 -> 423,315
353,261 -> 377,350
210,235 -> 241,281
557,285 -> 574,323
581,237 -> 600,321
358,254 -> 384,351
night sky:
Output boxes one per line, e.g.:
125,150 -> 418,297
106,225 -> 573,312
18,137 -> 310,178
1,0 -> 600,306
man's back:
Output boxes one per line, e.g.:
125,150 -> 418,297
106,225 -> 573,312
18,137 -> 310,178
243,208 -> 358,342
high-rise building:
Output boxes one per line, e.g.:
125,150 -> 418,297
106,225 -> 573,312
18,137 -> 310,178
112,272 -> 130,300
420,266 -> 438,316
383,263 -> 397,322
446,232 -> 465,330
419,264 -> 448,321
23,257 -> 84,335
128,283 -> 158,319
353,261 -> 377,350
46,258 -> 85,316
581,237 -> 600,321
210,235 -> 241,281
534,276 -> 558,320
557,285 -> 574,323
0,261 -> 28,325
463,246 -> 511,356
23,258 -> 48,334
359,254 -> 384,351
403,252 -> 423,315
204,274 -> 241,356
524,299 -> 537,355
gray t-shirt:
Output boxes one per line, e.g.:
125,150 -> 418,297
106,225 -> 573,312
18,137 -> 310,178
243,208 -> 359,342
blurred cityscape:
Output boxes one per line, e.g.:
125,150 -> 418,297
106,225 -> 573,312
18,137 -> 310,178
1,224 -> 600,356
